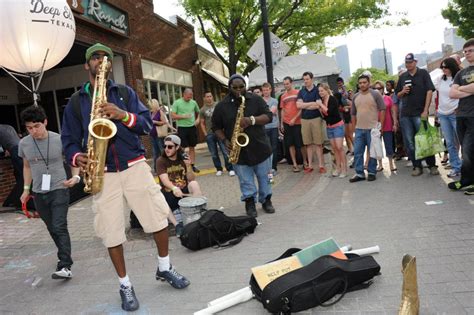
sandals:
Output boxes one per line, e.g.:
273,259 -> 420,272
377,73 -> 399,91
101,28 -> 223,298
377,166 -> 384,172
304,166 -> 314,173
293,165 -> 301,173
319,167 -> 327,174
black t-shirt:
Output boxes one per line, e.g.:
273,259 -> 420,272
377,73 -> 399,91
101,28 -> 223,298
212,92 -> 272,166
453,65 -> 474,117
395,68 -> 435,117
322,96 -> 343,125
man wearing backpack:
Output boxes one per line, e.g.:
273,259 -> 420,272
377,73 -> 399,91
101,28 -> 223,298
61,43 -> 189,312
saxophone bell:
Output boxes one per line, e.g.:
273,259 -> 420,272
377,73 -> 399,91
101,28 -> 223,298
236,133 -> 249,147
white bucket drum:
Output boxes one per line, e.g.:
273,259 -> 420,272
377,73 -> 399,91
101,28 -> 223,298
178,196 -> 207,225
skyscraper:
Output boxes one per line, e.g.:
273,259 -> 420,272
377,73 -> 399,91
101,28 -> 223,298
371,48 -> 393,74
443,27 -> 464,52
334,45 -> 350,81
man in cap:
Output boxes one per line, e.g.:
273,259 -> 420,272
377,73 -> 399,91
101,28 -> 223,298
61,43 -> 189,312
212,74 -> 275,217
396,53 -> 438,177
156,135 -> 202,236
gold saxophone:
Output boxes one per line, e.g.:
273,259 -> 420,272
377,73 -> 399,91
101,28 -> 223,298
83,56 -> 117,194
228,96 -> 249,164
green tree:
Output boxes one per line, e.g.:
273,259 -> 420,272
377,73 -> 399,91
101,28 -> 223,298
181,0 -> 392,75
442,0 -> 474,40
348,68 -> 397,91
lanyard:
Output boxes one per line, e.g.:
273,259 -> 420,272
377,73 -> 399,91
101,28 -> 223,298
33,132 -> 50,172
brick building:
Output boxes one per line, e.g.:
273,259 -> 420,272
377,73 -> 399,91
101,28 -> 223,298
0,0 -> 227,206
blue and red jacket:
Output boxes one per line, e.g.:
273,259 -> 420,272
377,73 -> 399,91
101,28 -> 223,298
61,80 -> 152,172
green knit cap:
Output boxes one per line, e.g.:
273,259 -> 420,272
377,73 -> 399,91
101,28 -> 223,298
85,43 -> 114,62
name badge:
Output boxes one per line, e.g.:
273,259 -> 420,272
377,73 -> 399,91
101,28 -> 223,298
41,174 -> 51,191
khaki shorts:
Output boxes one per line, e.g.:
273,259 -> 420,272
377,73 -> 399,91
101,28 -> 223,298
92,161 -> 170,247
301,117 -> 326,145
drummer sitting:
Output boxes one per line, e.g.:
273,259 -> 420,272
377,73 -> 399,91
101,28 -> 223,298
156,135 -> 202,236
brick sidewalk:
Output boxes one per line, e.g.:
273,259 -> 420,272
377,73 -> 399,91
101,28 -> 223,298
1,151 -> 473,314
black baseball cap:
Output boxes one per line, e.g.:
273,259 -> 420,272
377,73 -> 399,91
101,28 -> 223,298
405,53 -> 417,63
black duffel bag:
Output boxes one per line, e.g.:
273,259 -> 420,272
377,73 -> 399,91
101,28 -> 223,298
180,209 -> 258,250
250,249 -> 381,314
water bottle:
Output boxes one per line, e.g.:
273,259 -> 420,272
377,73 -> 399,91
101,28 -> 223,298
267,171 -> 274,185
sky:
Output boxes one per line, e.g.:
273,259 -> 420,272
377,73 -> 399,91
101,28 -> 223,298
153,0 -> 454,76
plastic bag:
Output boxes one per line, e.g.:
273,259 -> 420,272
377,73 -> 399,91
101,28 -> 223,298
370,123 -> 384,159
415,119 -> 445,160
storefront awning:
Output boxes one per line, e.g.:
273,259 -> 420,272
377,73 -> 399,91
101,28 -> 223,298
202,68 -> 228,87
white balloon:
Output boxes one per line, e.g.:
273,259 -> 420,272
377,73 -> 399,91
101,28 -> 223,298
0,0 -> 76,74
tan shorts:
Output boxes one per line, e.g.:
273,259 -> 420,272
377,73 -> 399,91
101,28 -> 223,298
301,117 -> 326,145
92,161 -> 170,247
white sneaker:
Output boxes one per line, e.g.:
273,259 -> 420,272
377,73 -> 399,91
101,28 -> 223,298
406,161 -> 413,167
216,170 -> 223,176
52,267 -> 72,279
229,170 -> 236,177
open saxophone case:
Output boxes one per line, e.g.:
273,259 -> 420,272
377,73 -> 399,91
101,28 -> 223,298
249,248 -> 381,314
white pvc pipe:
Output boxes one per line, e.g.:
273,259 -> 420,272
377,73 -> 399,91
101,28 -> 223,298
344,245 -> 380,256
194,287 -> 254,315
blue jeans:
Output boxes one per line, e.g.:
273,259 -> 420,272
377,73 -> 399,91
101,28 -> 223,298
354,129 -> 377,177
205,133 -> 233,171
382,131 -> 394,157
34,189 -> 73,269
150,136 -> 163,171
266,128 -> 278,170
439,113 -> 461,173
457,117 -> 474,186
399,116 -> 436,169
233,156 -> 272,204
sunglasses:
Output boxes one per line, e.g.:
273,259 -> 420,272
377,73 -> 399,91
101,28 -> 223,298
231,85 -> 246,90
440,65 -> 447,69
90,53 -> 110,61
165,144 -> 175,150
375,87 -> 384,90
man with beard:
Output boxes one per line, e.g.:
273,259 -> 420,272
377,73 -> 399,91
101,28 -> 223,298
61,43 -> 189,312
212,74 -> 275,217
156,134 -> 202,236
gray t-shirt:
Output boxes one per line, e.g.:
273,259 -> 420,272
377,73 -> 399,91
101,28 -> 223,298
0,124 -> 20,151
453,65 -> 474,117
18,131 -> 67,193
199,103 -> 216,134
264,97 -> 279,129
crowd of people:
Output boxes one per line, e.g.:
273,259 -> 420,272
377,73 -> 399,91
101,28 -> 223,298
2,38 -> 473,312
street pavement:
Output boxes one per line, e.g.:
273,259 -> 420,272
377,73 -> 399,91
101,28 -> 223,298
0,144 -> 473,315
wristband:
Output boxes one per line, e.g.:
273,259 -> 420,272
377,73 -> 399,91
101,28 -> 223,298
121,112 -> 129,122
73,175 -> 81,182
23,185 -> 30,190
250,115 -> 256,126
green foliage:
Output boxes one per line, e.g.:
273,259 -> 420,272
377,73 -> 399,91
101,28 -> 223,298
442,0 -> 474,39
347,68 -> 398,91
180,0 -> 391,75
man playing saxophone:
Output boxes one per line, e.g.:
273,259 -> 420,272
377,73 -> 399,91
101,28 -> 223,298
61,43 -> 189,312
212,74 -> 276,217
